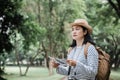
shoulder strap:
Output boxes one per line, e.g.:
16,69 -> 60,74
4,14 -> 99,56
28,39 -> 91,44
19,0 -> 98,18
84,42 -> 92,58
67,47 -> 73,54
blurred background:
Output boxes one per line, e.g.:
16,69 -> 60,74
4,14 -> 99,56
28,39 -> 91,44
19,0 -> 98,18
0,0 -> 120,80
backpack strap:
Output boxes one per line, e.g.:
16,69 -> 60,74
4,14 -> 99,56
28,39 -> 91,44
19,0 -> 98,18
67,47 -> 73,54
84,42 -> 92,58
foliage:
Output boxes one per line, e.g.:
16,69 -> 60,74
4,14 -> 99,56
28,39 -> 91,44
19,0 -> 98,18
85,0 -> 120,68
17,16 -> 46,50
0,0 -> 47,77
0,0 -> 24,53
37,0 -> 86,56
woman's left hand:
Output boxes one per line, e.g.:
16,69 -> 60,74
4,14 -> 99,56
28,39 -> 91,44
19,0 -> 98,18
67,59 -> 76,66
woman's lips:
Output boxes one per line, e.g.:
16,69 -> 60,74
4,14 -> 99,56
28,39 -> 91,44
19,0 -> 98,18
73,35 -> 77,37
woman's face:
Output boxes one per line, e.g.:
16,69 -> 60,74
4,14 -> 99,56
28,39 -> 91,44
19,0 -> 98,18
71,26 -> 86,40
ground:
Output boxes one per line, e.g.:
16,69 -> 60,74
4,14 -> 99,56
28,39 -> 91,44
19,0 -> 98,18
3,66 -> 120,80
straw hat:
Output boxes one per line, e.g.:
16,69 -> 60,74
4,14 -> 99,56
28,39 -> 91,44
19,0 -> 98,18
71,19 -> 92,34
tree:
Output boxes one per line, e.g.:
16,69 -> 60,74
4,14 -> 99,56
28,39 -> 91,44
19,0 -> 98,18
0,0 -> 46,77
22,0 -> 87,75
85,0 -> 120,69
0,0 -> 24,53
36,0 -> 87,75
0,0 -> 24,79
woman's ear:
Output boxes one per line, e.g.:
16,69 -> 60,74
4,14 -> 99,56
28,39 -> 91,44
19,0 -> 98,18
84,30 -> 87,35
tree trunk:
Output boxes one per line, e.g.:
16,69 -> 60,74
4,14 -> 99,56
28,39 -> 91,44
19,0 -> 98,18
0,65 -> 6,80
23,43 -> 41,76
0,76 -> 7,80
15,39 -> 22,76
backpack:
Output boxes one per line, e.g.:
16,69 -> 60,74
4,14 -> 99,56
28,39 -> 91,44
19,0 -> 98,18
84,43 -> 111,80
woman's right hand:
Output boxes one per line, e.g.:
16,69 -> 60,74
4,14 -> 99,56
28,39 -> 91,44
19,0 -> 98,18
51,61 -> 59,68
67,59 -> 76,66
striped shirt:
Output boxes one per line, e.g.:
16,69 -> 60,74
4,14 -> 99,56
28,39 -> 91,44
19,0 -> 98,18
56,45 -> 98,80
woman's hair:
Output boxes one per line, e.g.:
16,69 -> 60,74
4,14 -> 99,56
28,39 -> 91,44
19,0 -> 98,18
70,26 -> 95,48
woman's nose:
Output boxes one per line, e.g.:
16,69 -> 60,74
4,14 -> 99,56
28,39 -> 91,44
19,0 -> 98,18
72,30 -> 76,34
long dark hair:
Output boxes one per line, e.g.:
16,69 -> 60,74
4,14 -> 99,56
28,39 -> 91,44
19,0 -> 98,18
70,26 -> 95,48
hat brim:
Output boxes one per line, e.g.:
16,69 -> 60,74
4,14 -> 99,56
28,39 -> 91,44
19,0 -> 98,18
70,23 -> 92,34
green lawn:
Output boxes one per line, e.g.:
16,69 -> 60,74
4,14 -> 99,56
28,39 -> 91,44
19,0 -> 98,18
110,69 -> 120,80
4,66 -> 63,80
3,66 -> 120,80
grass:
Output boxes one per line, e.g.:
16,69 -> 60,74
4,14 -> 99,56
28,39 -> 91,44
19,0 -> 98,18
4,66 -> 63,80
3,66 -> 120,80
110,69 -> 120,80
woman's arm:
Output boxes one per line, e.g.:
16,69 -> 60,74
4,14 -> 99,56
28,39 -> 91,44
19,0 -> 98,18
74,45 -> 98,78
56,47 -> 74,75
56,65 -> 69,75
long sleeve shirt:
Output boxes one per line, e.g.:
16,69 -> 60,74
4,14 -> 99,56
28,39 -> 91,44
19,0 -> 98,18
56,45 -> 98,80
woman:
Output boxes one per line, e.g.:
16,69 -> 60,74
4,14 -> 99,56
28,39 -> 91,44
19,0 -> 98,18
52,19 -> 98,80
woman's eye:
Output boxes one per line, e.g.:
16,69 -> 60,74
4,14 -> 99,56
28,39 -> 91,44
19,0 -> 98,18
72,28 -> 74,31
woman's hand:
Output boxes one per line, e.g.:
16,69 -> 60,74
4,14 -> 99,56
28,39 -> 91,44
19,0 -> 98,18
51,61 -> 59,68
67,59 -> 76,66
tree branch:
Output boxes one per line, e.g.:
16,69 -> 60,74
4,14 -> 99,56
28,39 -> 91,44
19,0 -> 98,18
108,0 -> 120,18
116,0 -> 120,8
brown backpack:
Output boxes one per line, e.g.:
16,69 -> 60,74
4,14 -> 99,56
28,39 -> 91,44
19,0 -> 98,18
84,43 -> 111,80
